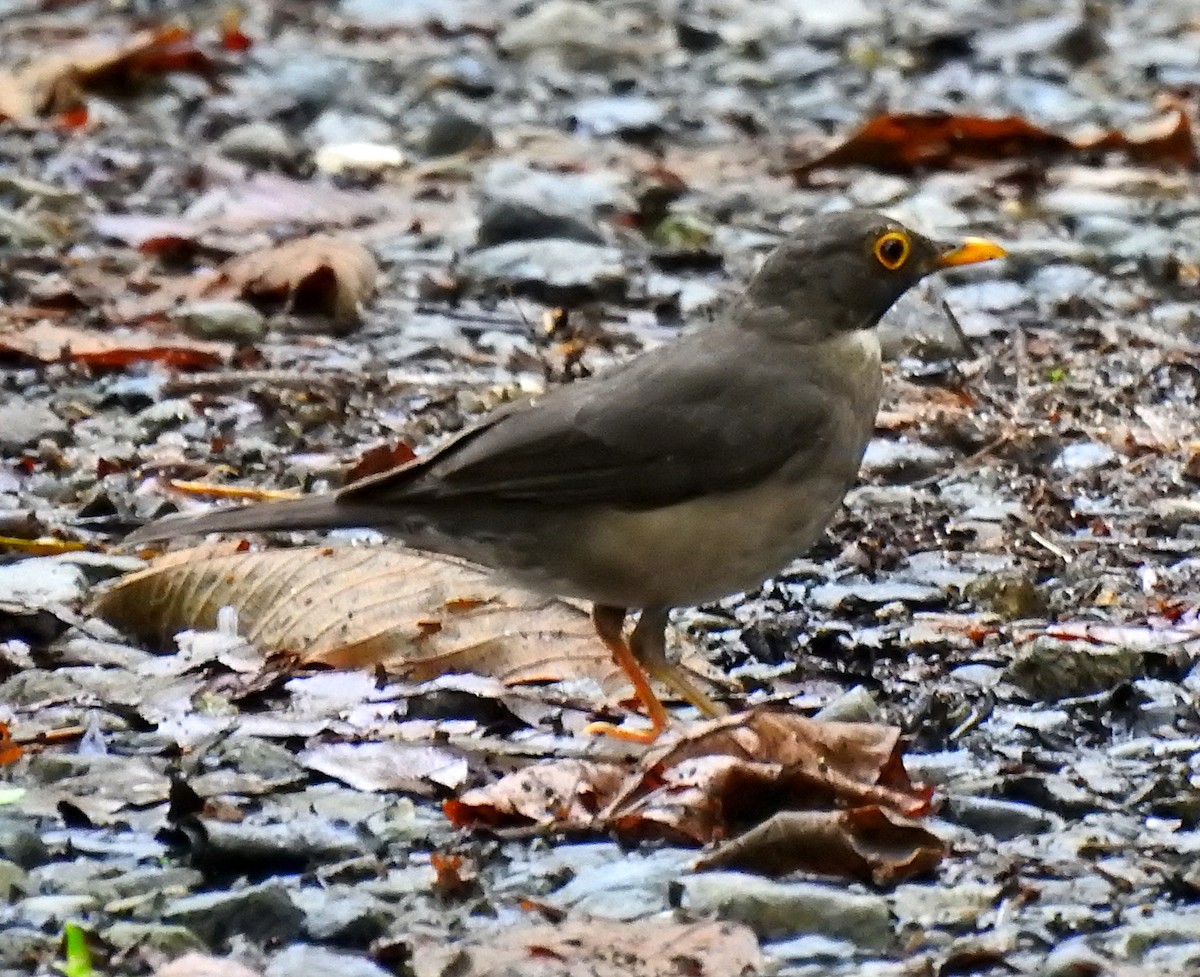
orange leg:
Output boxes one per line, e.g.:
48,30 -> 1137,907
584,604 -> 670,744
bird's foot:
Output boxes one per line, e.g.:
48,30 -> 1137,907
584,716 -> 666,744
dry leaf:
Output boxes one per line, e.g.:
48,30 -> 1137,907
411,918 -> 763,977
0,723 -> 22,766
0,26 -> 218,125
205,235 -> 379,324
346,440 -> 418,483
93,544 -> 630,689
0,320 -> 230,369
794,109 -> 1198,177
298,741 -> 468,795
445,709 -> 938,886
695,806 -> 945,886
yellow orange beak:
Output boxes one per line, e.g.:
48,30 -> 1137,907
935,237 -> 1007,268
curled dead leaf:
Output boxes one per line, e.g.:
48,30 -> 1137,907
205,235 -> 379,325
695,806 -> 945,886
794,109 -> 1198,177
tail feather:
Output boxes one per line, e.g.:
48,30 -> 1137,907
124,493 -> 363,545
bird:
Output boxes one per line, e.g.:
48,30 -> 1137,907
126,210 -> 1005,743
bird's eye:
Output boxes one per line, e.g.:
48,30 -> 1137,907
873,231 -> 910,270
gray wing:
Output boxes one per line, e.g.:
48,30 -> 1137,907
342,328 -> 839,511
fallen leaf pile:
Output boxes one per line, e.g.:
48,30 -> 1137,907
446,710 -> 942,886
795,108 -> 1198,176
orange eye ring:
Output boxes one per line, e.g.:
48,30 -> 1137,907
874,231 -> 910,270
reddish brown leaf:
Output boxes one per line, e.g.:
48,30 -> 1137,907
444,759 -> 625,830
0,723 -> 22,766
346,440 -> 418,483
204,235 -> 379,325
0,321 -> 230,370
794,109 -> 1198,177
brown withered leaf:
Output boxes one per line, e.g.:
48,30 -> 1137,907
695,806 -> 945,886
204,235 -> 379,325
445,709 -> 938,886
0,320 -> 230,370
444,759 -> 625,829
410,918 -> 764,977
0,26 -> 217,125
794,109 -> 1198,177
93,544 -> 630,689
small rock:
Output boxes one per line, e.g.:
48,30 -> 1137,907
459,239 -> 627,300
163,880 -> 304,946
423,111 -> 494,157
0,816 -> 49,869
314,142 -> 405,176
0,559 -> 88,606
943,795 -> 1065,840
571,95 -> 665,138
1053,441 -> 1117,473
0,859 -> 29,901
306,110 -> 394,147
176,300 -> 268,343
964,573 -> 1047,619
1006,638 -> 1145,701
679,873 -> 893,947
808,580 -> 944,612
0,399 -> 69,452
102,922 -> 207,955
477,200 -> 604,247
217,121 -> 296,166
266,944 -> 392,977
814,685 -> 880,723
861,438 -> 952,481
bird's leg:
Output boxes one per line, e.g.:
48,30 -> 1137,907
584,604 -> 670,744
630,607 -> 728,720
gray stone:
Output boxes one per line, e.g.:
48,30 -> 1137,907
102,922 -> 207,955
861,438 -> 952,480
943,795 -> 1065,839
0,559 -> 88,606
177,300 -> 268,343
0,815 -> 49,869
1006,638 -> 1145,701
0,399 -> 68,452
423,111 -> 494,157
679,873 -> 893,947
266,944 -> 392,977
217,122 -> 296,166
163,880 -> 304,946
460,239 -> 627,299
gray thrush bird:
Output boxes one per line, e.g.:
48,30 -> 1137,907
126,210 -> 1005,743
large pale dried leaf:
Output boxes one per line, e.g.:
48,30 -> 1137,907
445,709 -> 938,885
94,544 -> 627,688
795,109 -> 1198,177
411,918 -> 763,977
205,235 -> 379,324
0,320 -> 230,369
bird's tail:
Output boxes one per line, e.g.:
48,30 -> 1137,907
123,492 -> 365,545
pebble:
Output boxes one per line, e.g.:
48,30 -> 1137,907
1006,638 -> 1145,701
266,944 -> 394,977
176,300 -> 268,343
679,873 -> 893,947
217,121 -> 297,166
943,794 -> 1065,839
0,560 -> 88,607
163,880 -> 305,946
0,399 -> 68,452
459,239 -> 628,299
